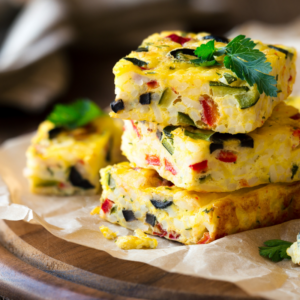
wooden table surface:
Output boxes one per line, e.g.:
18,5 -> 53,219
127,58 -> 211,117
0,47 -> 265,300
0,220 -> 264,300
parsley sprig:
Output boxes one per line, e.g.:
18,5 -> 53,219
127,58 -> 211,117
47,99 -> 104,129
193,35 -> 277,97
259,239 -> 292,262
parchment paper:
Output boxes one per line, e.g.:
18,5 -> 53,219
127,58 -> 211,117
0,134 -> 299,300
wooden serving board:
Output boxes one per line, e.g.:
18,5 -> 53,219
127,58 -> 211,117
0,220 -> 264,300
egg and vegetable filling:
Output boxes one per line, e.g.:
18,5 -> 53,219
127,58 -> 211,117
25,101 -> 123,196
98,162 -> 300,245
122,102 -> 300,192
111,31 -> 296,134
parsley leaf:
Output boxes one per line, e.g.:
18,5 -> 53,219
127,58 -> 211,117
194,35 -> 277,97
47,99 -> 104,129
192,40 -> 218,66
259,239 -> 292,262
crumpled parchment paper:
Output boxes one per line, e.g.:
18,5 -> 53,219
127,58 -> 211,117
0,134 -> 299,300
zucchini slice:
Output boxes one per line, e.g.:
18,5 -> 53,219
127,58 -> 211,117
184,129 -> 214,141
158,88 -> 177,108
210,81 -> 260,109
210,81 -> 249,96
177,112 -> 195,126
162,137 -> 175,155
234,88 -> 260,109
34,179 -> 58,187
163,125 -> 178,138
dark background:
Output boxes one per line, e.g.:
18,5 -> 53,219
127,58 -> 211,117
1,0 -> 300,143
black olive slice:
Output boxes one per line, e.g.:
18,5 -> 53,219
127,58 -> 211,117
169,48 -> 197,59
235,134 -> 254,148
122,210 -> 137,222
163,125 -> 178,138
69,166 -> 95,189
211,133 -> 254,148
110,100 -> 124,113
203,35 -> 229,43
48,127 -> 63,139
156,130 -> 163,141
139,93 -> 151,105
268,45 -> 293,59
145,213 -> 156,227
209,143 -> 223,154
150,199 -> 173,209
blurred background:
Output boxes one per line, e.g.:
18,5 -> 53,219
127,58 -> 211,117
1,0 -> 300,142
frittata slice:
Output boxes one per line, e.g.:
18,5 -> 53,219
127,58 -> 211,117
110,31 -> 296,134
25,116 -> 123,196
98,162 -> 300,245
122,102 -> 300,192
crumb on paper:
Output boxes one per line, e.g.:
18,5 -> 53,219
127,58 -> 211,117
287,233 -> 300,265
90,206 -> 100,215
115,229 -> 158,250
100,226 -> 118,240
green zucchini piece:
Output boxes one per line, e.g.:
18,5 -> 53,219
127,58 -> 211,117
136,47 -> 148,52
123,57 -> 148,67
268,45 -> 294,59
199,175 -> 212,183
163,126 -> 178,138
158,88 -> 177,108
162,138 -> 175,155
224,73 -> 237,84
35,179 -> 58,187
234,88 -> 260,109
184,129 -> 214,141
177,112 -> 195,126
210,81 -> 249,97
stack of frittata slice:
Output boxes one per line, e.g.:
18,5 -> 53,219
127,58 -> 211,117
98,31 -> 300,245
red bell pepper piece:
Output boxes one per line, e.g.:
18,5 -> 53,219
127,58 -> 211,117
289,75 -> 293,82
216,150 -> 237,163
291,113 -> 300,120
164,158 -> 177,175
189,160 -> 208,172
293,129 -> 300,138
166,34 -> 191,46
147,80 -> 159,89
130,120 -> 141,139
200,95 -> 218,126
168,231 -> 180,240
101,199 -> 114,214
153,223 -> 167,237
145,154 -> 161,166
198,232 -> 211,244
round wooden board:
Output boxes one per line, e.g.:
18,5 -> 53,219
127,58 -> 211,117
0,220 -> 264,300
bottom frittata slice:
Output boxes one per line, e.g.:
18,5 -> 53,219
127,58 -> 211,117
98,162 -> 300,245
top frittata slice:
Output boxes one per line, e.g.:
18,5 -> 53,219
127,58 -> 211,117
111,31 -> 296,134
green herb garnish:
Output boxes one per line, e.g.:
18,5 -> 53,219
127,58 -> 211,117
203,208 -> 213,214
47,99 -> 104,129
192,35 -> 277,96
259,239 -> 292,262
